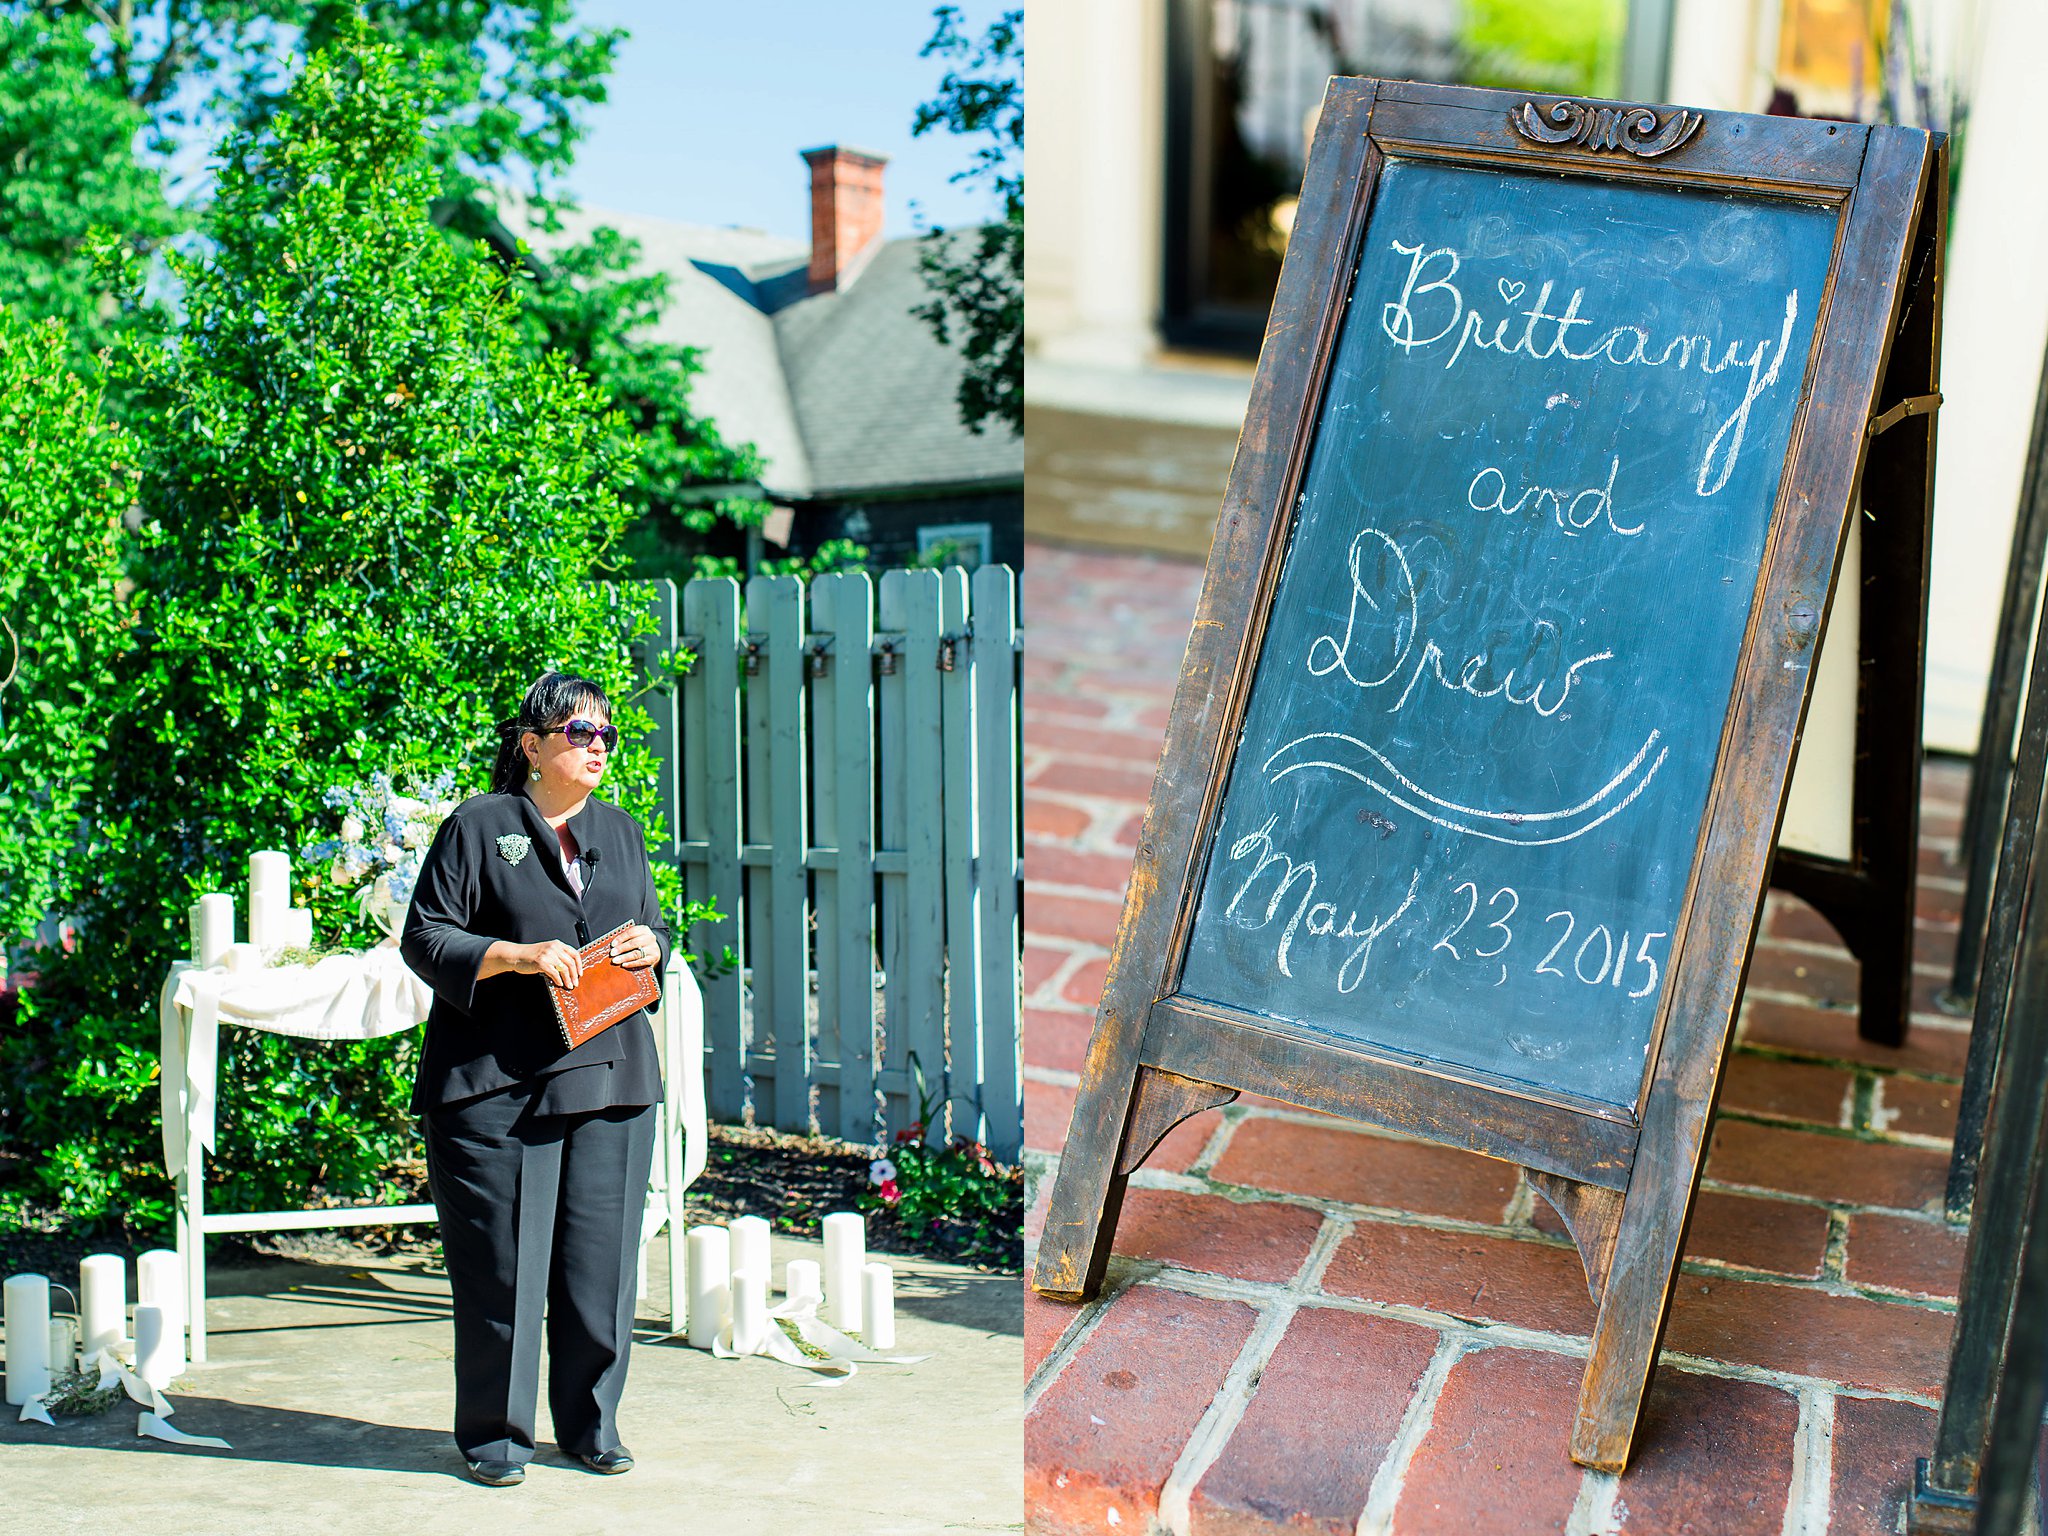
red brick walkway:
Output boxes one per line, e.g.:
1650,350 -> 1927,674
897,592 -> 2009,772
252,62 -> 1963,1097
1022,541 -> 1970,1536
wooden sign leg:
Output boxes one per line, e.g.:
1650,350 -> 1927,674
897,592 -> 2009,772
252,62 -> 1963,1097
1036,1027 -> 1239,1301
1566,1078 -> 1718,1470
1770,177 -> 1942,1049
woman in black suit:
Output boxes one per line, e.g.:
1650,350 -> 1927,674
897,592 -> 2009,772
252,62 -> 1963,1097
400,669 -> 670,1487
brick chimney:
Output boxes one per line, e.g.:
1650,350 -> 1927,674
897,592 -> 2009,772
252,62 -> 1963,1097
801,144 -> 888,294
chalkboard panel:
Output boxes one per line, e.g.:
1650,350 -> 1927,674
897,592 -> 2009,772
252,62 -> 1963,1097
1176,159 -> 1839,1111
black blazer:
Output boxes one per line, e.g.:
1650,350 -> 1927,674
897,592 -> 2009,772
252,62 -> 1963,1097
400,789 -> 671,1116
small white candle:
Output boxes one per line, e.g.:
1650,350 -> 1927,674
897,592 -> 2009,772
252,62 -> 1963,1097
685,1226 -> 730,1350
784,1258 -> 822,1307
729,1215 -> 771,1284
79,1254 -> 125,1356
47,1317 -> 77,1376
224,941 -> 263,973
278,908 -> 314,951
730,1267 -> 768,1355
822,1211 -> 866,1333
4,1274 -> 52,1405
134,1305 -> 175,1389
196,893 -> 234,967
137,1250 -> 185,1380
861,1262 -> 895,1350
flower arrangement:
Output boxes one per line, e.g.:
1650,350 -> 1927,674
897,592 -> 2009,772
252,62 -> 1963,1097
300,769 -> 462,926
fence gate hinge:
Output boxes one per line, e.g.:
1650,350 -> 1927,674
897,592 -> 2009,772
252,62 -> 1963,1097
743,638 -> 762,676
804,636 -> 834,679
938,629 -> 969,672
875,637 -> 898,676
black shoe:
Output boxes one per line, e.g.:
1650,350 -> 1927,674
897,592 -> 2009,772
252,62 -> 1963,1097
579,1446 -> 634,1475
465,1458 -> 526,1486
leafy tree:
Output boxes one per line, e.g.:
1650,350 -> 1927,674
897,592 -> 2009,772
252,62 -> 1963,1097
7,0 -> 619,198
0,11 -> 178,356
5,2 -> 784,571
0,312 -> 135,952
910,5 -> 1022,439
1,21 -> 681,1228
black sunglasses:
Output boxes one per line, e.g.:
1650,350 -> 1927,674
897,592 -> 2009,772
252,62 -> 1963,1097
537,717 -> 618,752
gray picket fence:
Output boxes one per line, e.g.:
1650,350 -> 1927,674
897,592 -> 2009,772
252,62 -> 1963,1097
631,566 -> 1023,1161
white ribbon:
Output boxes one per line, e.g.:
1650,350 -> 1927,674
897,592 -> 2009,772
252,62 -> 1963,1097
29,1350 -> 196,1437
695,1290 -> 930,1382
137,1412 -> 231,1450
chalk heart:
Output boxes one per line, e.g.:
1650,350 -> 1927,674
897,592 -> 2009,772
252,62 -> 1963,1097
1498,278 -> 1527,306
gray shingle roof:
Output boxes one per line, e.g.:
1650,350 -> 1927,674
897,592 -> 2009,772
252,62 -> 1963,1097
498,196 -> 816,494
496,195 -> 1019,501
772,231 -> 1022,497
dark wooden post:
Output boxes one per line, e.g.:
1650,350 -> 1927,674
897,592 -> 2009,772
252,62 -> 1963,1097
1942,334 -> 2048,1221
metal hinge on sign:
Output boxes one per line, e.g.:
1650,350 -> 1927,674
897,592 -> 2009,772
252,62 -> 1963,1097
1867,392 -> 1942,438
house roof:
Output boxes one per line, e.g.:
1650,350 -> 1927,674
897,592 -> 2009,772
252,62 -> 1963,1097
495,196 -> 1021,501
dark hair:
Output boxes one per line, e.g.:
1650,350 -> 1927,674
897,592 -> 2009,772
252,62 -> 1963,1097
490,670 -> 613,795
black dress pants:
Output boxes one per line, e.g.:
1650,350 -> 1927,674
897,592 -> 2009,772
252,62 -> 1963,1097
424,1082 -> 658,1464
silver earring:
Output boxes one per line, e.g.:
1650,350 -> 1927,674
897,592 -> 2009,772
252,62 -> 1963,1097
528,764 -> 541,782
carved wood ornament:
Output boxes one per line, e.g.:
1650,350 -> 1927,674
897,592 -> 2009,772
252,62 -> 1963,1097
1510,99 -> 1705,158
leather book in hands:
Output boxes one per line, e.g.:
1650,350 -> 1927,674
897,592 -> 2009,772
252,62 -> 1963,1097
548,921 -> 660,1051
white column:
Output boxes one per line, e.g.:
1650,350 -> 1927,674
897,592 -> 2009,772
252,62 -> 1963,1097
1924,0 -> 2048,751
1026,0 -> 1165,367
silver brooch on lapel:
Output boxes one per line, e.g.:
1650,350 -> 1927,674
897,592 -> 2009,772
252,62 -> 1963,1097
496,834 -> 533,866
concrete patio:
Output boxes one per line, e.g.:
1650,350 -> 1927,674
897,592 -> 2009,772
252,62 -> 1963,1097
2,1231 -> 1022,1535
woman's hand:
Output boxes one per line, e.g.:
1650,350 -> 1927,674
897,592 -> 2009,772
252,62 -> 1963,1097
511,939 -> 585,989
609,923 -> 661,971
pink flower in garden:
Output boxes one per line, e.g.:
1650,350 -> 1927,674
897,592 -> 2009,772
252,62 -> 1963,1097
879,1178 -> 901,1206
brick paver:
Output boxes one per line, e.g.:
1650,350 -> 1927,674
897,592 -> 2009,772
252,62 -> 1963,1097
1022,542 -> 1973,1536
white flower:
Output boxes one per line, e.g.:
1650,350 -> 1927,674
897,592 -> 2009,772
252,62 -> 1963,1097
868,1158 -> 898,1185
380,840 -> 403,863
340,815 -> 364,842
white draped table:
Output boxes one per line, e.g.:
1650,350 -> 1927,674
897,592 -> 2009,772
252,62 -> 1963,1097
158,942 -> 706,1361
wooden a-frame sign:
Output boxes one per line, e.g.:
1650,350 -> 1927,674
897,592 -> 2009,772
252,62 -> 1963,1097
1036,78 -> 1944,1473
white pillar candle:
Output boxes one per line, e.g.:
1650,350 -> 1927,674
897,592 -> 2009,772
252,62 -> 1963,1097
196,893 -> 234,967
729,1215 -> 771,1284
278,908 -> 314,951
4,1274 -> 51,1405
861,1262 -> 895,1350
729,1268 -> 768,1355
224,941 -> 263,973
249,851 -> 290,950
137,1250 -> 185,1379
79,1254 -> 125,1357
784,1258 -> 822,1307
134,1305 -> 175,1390
685,1226 -> 730,1350
47,1317 -> 76,1376
822,1211 -> 866,1333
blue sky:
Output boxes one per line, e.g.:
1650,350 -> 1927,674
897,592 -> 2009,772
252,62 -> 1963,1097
557,2 -> 1013,243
